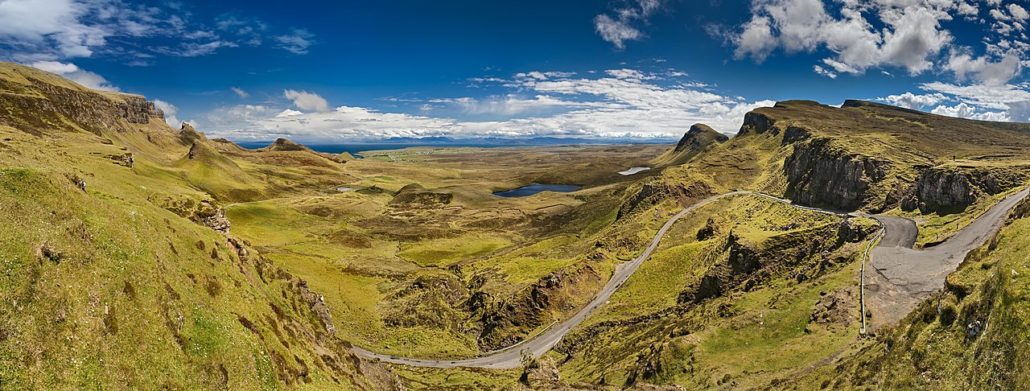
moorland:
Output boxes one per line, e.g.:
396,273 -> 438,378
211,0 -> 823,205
2,61 -> 1030,390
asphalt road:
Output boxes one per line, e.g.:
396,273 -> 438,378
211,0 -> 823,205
351,191 -> 842,369
864,188 -> 1030,330
352,188 -> 1029,368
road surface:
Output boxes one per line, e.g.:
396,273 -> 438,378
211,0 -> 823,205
352,191 -> 842,369
864,187 -> 1030,330
352,188 -> 1029,367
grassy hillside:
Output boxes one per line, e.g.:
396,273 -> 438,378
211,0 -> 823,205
0,62 -> 396,389
788,197 -> 1030,390
3,60 -> 1029,390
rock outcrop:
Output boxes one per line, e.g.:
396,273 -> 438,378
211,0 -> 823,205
901,168 -> 975,212
0,71 -> 162,136
473,264 -> 603,350
389,183 -> 453,208
618,180 -> 713,219
264,138 -> 310,152
658,123 -> 730,165
901,166 -> 1027,213
784,137 -> 889,210
674,123 -> 728,153
179,122 -> 204,145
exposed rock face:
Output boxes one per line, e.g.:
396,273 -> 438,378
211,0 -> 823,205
473,264 -> 602,350
784,137 -> 889,210
196,200 -> 231,233
118,95 -> 162,124
264,138 -> 310,152
696,218 -> 719,241
382,274 -> 469,331
618,181 -> 713,219
679,222 -> 858,304
739,111 -> 775,136
809,288 -> 854,327
160,197 -> 231,233
0,78 -> 162,136
389,183 -> 453,208
519,358 -> 563,389
674,123 -> 729,153
902,168 -> 975,212
901,166 -> 1027,213
179,122 -> 203,145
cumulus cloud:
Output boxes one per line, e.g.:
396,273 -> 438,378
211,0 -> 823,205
885,80 -> 1030,122
734,0 -> 959,76
29,60 -> 118,91
594,0 -> 663,49
283,89 -> 330,112
204,69 -> 774,141
947,51 -> 1022,86
153,99 -> 182,127
881,92 -> 946,109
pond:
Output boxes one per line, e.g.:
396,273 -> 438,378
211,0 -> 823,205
493,183 -> 582,198
618,166 -> 651,176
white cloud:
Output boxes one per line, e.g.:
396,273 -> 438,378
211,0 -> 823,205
887,80 -> 1030,122
0,0 -> 312,64
946,51 -> 1022,86
1008,3 -> 1029,21
813,65 -> 837,79
29,60 -> 118,91
153,99 -> 182,127
594,14 -> 643,50
733,0 -> 965,76
931,102 -> 1008,121
275,29 -> 314,54
881,92 -> 946,109
275,109 -> 303,117
283,89 -> 330,112
430,95 -> 611,116
231,86 -> 249,98
593,0 -> 664,49
204,69 -> 774,141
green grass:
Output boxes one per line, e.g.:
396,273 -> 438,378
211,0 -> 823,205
791,201 -> 1030,390
398,234 -> 513,267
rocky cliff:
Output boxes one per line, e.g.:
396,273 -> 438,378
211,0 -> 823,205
656,123 -> 729,166
263,137 -> 310,152
784,137 -> 890,211
901,165 -> 1028,213
0,66 -> 163,136
472,263 -> 603,350
674,124 -> 728,153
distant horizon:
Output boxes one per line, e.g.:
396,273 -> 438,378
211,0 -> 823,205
4,1 -> 1028,141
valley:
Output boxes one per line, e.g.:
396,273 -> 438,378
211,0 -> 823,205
3,61 -> 1030,390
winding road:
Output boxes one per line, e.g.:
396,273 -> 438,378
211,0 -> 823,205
864,187 -> 1030,330
352,188 -> 1030,368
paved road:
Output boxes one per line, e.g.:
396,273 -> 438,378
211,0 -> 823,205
864,188 -> 1030,330
352,191 -> 842,369
352,188 -> 1028,367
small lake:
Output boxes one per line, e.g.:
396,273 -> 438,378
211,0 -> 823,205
618,166 -> 651,176
494,183 -> 582,197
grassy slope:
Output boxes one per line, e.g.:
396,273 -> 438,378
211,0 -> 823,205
555,195 -> 870,388
789,199 -> 1030,390
0,63 -> 390,389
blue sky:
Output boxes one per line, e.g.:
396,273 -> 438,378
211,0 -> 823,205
2,0 -> 1030,141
